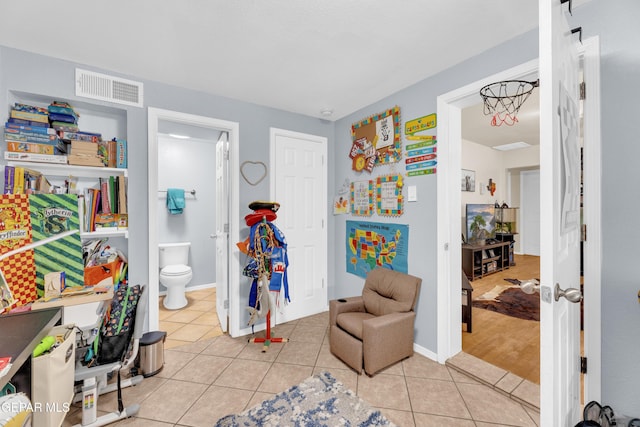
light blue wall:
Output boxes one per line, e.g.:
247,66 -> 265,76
332,29 -> 539,353
157,134 -> 216,290
1,0 -> 639,412
0,46 -> 334,329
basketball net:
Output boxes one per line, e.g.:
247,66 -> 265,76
480,80 -> 538,127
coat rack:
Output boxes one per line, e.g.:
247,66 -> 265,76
245,214 -> 289,352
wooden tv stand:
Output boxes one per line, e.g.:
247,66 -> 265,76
462,241 -> 511,281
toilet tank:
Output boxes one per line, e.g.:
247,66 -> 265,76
159,242 -> 191,268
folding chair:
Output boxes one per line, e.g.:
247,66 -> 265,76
71,284 -> 147,427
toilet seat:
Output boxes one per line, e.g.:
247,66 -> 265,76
160,264 -> 192,276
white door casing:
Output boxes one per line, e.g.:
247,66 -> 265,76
215,133 -> 229,332
539,0 -> 582,424
148,108 -> 240,336
269,128 -> 328,323
436,39 -> 601,426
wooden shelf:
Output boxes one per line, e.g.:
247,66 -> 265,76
462,241 -> 511,281
30,286 -> 114,310
7,161 -> 127,178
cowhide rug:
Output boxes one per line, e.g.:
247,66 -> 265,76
472,279 -> 540,321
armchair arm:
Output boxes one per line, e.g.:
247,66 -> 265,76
329,296 -> 365,326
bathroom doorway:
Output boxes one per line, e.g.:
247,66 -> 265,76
147,108 -> 240,336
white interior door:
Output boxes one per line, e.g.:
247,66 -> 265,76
215,134 -> 229,332
520,169 -> 541,256
539,0 -> 582,424
270,128 -> 327,322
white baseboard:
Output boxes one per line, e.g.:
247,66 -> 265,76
158,282 -> 216,296
414,343 -> 438,363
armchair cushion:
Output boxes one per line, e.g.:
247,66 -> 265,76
336,312 -> 376,339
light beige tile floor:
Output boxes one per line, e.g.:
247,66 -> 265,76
63,288 -> 540,426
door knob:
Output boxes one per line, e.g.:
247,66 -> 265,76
554,283 -> 583,303
519,279 -> 540,295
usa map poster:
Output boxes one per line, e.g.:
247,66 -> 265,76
346,220 -> 408,278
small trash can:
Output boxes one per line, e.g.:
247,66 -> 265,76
138,331 -> 166,377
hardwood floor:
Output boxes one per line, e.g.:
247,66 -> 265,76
462,254 -> 541,384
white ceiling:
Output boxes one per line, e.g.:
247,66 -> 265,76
0,1 -> 545,147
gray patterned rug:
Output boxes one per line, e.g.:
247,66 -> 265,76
214,371 -> 396,427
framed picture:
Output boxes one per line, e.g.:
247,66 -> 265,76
376,174 -> 403,216
461,169 -> 475,192
350,180 -> 374,216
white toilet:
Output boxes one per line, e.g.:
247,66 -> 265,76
159,242 -> 193,310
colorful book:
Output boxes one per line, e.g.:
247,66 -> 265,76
4,130 -> 60,144
0,194 -> 37,307
48,112 -> 77,124
58,131 -> 101,142
8,117 -> 49,128
13,103 -> 48,115
50,121 -> 79,132
6,141 -> 64,155
116,139 -> 127,168
3,166 -> 14,194
29,194 -> 84,295
5,123 -> 56,135
4,151 -> 68,164
10,110 -> 49,124
47,105 -> 78,120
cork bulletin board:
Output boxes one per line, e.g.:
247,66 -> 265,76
350,106 -> 401,171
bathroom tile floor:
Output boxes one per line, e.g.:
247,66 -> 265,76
62,288 -> 540,426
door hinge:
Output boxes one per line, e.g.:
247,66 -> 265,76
581,224 -> 587,242
224,147 -> 230,160
223,299 -> 229,309
580,356 -> 587,374
322,278 -> 325,289
580,81 -> 586,100
224,223 -> 229,233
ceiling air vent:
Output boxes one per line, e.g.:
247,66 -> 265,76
75,68 -> 143,107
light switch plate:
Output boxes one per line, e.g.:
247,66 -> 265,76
408,185 -> 417,202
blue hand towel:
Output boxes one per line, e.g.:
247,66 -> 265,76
166,188 -> 185,214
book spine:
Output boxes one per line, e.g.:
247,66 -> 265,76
100,180 -> 111,214
116,139 -> 127,168
48,112 -> 77,124
5,133 -> 60,145
118,175 -> 127,214
10,110 -> 49,123
4,151 -> 68,164
7,117 -> 49,127
6,141 -> 60,155
58,131 -> 101,142
13,167 -> 24,194
3,166 -> 14,194
5,123 -> 56,135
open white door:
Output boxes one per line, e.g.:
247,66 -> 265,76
215,133 -> 229,332
539,0 -> 582,425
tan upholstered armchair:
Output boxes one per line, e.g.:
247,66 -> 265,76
329,267 -> 422,376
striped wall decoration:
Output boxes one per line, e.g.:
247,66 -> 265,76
29,194 -> 84,296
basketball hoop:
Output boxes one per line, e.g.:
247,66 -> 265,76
480,79 -> 539,126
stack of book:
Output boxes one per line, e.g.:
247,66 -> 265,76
9,102 -> 49,125
81,175 -> 128,232
67,140 -> 104,167
48,101 -> 79,133
4,104 -> 69,164
98,138 -> 127,168
3,165 -> 52,194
